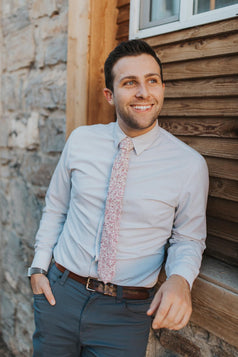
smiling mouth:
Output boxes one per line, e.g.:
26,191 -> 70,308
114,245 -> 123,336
130,104 -> 153,111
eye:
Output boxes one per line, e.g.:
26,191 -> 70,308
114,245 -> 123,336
124,80 -> 135,86
148,78 -> 158,84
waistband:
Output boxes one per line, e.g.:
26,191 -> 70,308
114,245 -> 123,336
55,262 -> 153,300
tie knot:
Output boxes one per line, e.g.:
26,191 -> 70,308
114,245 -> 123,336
120,137 -> 134,152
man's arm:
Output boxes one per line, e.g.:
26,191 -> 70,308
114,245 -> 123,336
29,133 -> 73,303
148,156 -> 209,330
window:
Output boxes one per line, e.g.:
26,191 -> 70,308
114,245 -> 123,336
194,0 -> 238,14
130,0 -> 238,38
140,0 -> 180,29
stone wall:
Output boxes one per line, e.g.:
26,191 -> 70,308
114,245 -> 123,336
146,324 -> 238,357
0,1 -> 68,355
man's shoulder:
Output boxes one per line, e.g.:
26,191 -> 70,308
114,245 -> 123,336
160,127 -> 204,161
159,127 -> 207,174
69,122 -> 115,142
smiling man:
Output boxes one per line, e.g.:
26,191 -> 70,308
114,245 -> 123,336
104,53 -> 165,136
29,40 -> 209,357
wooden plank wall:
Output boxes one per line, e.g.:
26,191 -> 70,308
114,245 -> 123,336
116,0 -> 238,267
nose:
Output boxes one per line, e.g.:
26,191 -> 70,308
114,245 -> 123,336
135,83 -> 150,99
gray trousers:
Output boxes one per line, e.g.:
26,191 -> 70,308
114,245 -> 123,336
33,264 -> 154,357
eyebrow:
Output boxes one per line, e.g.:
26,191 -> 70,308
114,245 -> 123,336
119,73 -> 162,83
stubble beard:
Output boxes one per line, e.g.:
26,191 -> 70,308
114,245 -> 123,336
117,105 -> 160,131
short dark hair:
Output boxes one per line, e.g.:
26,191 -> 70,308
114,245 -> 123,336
104,39 -> 163,92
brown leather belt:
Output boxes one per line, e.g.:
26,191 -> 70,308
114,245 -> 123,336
55,262 -> 152,300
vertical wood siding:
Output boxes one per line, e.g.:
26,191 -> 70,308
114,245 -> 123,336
116,1 -> 238,266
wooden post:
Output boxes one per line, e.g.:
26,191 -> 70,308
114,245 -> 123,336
66,0 -> 118,138
66,0 -> 90,138
87,0 -> 118,125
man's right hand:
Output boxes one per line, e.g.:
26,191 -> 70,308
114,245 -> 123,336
30,274 -> 56,306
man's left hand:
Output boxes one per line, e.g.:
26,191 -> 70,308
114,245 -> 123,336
147,274 -> 192,330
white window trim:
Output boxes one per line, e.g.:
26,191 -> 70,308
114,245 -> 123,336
129,0 -> 238,39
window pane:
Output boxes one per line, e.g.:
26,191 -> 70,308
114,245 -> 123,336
215,0 -> 238,9
194,0 -> 238,14
150,0 -> 180,22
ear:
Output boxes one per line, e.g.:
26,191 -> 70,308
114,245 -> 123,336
103,88 -> 114,105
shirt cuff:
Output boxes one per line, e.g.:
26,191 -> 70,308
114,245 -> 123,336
31,251 -> 52,273
165,265 -> 198,290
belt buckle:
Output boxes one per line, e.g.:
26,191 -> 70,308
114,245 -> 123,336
86,277 -> 96,292
103,283 -> 114,296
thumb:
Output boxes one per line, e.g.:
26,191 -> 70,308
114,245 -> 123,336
43,282 -> 56,306
147,289 -> 162,316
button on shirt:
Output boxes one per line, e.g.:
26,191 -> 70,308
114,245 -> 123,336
31,121 -> 209,288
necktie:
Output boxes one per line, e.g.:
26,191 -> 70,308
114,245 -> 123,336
98,136 -> 134,284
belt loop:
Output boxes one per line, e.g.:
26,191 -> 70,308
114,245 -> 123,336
59,269 -> 69,285
150,286 -> 155,298
116,285 -> 123,302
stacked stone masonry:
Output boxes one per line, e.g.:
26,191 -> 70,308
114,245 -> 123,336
0,1 -> 67,355
0,1 -> 237,356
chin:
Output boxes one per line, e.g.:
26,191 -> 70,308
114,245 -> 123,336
132,118 -> 157,130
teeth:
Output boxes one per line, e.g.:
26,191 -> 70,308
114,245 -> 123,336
133,105 -> 151,110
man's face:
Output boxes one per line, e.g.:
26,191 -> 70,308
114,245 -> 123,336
104,54 -> 165,137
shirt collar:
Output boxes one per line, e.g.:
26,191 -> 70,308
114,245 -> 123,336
114,120 -> 160,155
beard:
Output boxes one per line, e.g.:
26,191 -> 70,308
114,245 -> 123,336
116,104 -> 160,131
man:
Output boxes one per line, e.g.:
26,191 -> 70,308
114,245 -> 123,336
29,40 -> 209,356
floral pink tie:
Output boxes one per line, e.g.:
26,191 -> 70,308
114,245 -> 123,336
98,137 -> 134,284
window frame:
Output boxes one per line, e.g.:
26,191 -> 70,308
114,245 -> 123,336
129,0 -> 238,39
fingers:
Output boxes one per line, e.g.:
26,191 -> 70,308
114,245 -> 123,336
30,274 -> 56,306
43,282 -> 56,306
153,298 -> 192,330
171,312 -> 191,331
151,294 -> 172,329
148,275 -> 192,330
147,290 -> 162,316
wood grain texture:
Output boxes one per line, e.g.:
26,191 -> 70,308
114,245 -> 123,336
117,4 -> 129,23
87,0 -> 118,125
178,136 -> 238,159
205,157 -> 238,181
207,197 -> 238,223
155,32 -> 238,64
116,21 -> 129,40
146,17 -> 238,47
161,98 -> 238,117
163,55 -> 238,81
164,77 -> 238,98
206,235 -> 238,266
209,177 -> 238,202
117,0 -> 130,8
191,278 -> 238,348
159,117 -> 238,138
207,217 -> 238,242
66,0 -> 90,137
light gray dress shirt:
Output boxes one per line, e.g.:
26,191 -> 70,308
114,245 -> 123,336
31,121 -> 209,288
